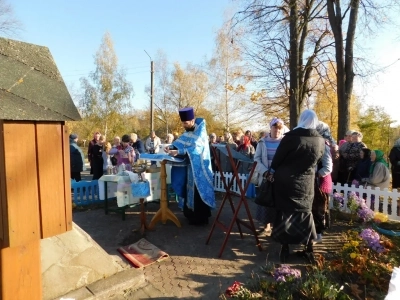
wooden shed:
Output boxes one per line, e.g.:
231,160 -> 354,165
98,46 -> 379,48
0,37 -> 81,300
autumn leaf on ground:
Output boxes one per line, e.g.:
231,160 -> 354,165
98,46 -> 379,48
349,283 -> 363,300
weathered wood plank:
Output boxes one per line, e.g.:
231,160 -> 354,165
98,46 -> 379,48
3,122 -> 40,246
62,124 -> 73,231
0,121 -> 7,244
36,123 -> 66,237
1,239 -> 42,299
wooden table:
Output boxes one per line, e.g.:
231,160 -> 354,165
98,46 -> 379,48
98,175 -> 133,220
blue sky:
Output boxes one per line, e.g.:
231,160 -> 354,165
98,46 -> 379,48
12,0 -> 233,108
11,0 -> 400,125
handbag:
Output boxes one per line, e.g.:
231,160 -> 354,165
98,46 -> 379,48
254,173 -> 275,207
110,155 -> 118,166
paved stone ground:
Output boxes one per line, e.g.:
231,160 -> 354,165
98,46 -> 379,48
73,183 -> 348,299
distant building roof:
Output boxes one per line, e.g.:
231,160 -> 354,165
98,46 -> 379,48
0,37 -> 81,121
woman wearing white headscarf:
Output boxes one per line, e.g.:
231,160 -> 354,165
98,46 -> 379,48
269,109 -> 325,263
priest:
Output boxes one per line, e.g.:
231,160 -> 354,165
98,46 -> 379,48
165,107 -> 216,225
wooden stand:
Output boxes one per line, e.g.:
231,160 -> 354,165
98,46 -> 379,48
149,160 -> 181,228
206,144 -> 262,257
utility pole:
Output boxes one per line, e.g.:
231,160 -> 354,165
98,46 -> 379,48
144,50 -> 154,132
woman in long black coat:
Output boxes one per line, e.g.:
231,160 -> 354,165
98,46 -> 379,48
389,138 -> 400,189
269,109 -> 325,262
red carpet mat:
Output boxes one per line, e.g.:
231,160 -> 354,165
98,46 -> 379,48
117,238 -> 169,268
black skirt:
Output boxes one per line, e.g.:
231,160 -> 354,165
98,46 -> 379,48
272,210 -> 316,245
183,185 -> 211,225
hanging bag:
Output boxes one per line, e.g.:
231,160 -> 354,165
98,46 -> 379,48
250,169 -> 259,185
110,155 -> 118,166
254,172 -> 275,207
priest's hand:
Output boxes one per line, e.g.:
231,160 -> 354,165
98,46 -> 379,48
168,150 -> 178,156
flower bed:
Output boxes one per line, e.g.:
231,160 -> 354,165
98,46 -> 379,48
221,191 -> 400,299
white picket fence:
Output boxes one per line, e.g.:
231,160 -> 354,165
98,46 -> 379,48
331,183 -> 400,221
213,171 -> 249,193
213,172 -> 400,221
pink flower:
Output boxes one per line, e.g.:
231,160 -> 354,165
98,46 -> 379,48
225,281 -> 242,297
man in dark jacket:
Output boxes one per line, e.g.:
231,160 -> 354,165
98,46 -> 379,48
87,131 -> 101,174
269,109 -> 325,263
70,134 -> 85,182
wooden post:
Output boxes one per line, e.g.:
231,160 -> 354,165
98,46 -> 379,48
149,160 -> 181,228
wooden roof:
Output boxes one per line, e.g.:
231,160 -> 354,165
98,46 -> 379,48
0,37 -> 81,121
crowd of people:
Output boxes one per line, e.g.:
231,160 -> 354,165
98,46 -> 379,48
206,110 -> 398,263
69,106 -> 400,264
69,130 -> 176,182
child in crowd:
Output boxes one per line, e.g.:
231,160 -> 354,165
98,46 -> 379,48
102,142 -> 112,174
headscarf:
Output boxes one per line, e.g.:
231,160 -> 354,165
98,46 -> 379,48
268,117 -> 290,135
370,149 -> 389,174
270,117 -> 284,128
294,109 -> 319,130
239,135 -> 251,151
394,138 -> 400,148
316,121 -> 336,145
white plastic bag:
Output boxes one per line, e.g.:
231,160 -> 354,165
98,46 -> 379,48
385,267 -> 400,300
250,171 -> 259,185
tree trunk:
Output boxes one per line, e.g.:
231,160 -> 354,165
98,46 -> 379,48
289,0 -> 300,129
343,0 -> 360,136
327,0 -> 359,139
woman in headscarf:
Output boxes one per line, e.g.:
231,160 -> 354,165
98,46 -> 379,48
269,110 -> 325,263
362,150 -> 390,190
389,138 -> 400,189
237,135 -> 255,158
237,134 -> 256,175
254,117 -> 285,235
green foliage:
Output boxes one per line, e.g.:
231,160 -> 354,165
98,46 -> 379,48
78,32 -> 133,140
357,106 -> 396,155
222,265 -> 350,300
299,268 -> 350,300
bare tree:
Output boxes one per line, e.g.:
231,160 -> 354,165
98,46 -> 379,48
207,19 -> 261,132
0,0 -> 22,37
233,0 -> 330,128
152,50 -> 176,137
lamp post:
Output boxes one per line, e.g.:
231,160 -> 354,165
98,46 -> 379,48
144,50 -> 154,133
